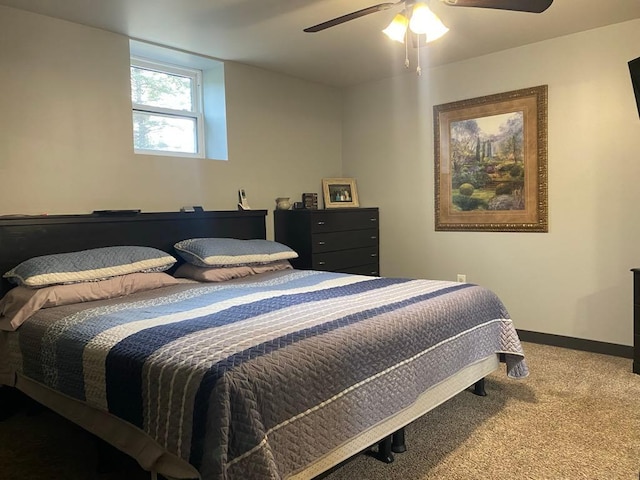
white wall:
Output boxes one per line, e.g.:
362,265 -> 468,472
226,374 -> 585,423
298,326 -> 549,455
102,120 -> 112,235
343,19 -> 640,346
0,6 -> 343,239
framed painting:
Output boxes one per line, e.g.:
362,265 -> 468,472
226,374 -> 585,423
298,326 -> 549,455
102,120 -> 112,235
434,85 -> 548,232
322,178 -> 359,208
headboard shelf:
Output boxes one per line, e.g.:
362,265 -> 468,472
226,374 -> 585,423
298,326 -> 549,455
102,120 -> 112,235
0,210 -> 268,298
0,210 -> 268,226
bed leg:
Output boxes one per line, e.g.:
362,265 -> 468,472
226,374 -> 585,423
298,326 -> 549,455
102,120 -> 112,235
391,428 -> 406,453
473,378 -> 487,396
0,386 -> 15,421
0,386 -> 28,421
373,435 -> 395,464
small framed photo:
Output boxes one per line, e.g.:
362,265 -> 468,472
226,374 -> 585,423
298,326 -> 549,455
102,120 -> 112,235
322,178 -> 359,208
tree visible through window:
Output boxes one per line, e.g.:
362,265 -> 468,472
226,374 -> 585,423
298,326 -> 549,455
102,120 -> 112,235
130,58 -> 205,157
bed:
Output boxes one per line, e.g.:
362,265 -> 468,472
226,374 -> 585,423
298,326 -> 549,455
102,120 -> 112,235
0,210 -> 528,480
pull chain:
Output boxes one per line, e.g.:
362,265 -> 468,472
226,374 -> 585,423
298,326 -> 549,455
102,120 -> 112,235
404,30 -> 410,69
416,34 -> 422,76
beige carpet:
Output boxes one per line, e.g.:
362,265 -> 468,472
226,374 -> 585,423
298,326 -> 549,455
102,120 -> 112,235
323,342 -> 640,480
0,342 -> 638,480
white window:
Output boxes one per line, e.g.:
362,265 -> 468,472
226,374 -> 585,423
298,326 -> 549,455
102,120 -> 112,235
129,40 -> 228,161
130,57 -> 205,158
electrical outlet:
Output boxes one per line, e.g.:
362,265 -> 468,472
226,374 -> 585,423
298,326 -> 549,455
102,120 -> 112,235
457,274 -> 466,283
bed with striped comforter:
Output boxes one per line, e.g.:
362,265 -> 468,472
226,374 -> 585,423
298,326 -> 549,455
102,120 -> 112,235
6,269 -> 528,479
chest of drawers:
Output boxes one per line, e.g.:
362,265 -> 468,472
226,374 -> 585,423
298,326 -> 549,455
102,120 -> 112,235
631,269 -> 640,374
274,208 -> 379,275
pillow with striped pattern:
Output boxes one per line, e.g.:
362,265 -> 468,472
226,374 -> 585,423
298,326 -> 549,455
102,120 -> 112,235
3,246 -> 176,288
174,238 -> 297,268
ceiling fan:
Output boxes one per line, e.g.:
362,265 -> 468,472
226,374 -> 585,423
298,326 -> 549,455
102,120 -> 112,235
303,0 -> 553,33
304,0 -> 552,75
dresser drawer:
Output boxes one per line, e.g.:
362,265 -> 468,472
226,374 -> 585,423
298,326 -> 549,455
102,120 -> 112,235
312,247 -> 379,271
310,210 -> 378,233
339,263 -> 379,276
311,229 -> 378,253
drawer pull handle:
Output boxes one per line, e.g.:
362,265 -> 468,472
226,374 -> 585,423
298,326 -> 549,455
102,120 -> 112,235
318,241 -> 326,245
318,261 -> 326,265
371,271 -> 378,275
370,236 -> 377,240
317,221 -> 325,225
370,218 -> 377,222
370,253 -> 378,257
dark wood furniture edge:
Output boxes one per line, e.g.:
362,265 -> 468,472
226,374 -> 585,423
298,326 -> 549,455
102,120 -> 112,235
631,268 -> 640,374
0,210 -> 268,225
516,329 -> 633,359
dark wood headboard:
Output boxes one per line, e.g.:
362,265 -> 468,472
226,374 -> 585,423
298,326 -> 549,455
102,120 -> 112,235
0,210 -> 268,298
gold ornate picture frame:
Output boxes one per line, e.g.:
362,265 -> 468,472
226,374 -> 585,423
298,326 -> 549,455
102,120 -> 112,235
434,85 -> 548,232
322,178 -> 359,208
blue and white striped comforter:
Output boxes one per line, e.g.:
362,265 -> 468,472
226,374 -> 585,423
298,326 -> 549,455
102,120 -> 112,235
9,269 -> 528,479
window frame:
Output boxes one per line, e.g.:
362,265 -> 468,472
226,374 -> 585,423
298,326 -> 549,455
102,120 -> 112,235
130,56 -> 206,159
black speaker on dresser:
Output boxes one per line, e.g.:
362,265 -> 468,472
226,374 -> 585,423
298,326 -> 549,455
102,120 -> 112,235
630,56 -> 640,118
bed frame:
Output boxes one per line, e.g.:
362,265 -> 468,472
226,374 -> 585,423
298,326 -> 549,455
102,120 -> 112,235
0,209 -> 494,479
0,210 -> 269,478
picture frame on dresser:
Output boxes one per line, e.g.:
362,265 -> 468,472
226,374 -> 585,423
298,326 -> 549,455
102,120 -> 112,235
322,178 -> 359,208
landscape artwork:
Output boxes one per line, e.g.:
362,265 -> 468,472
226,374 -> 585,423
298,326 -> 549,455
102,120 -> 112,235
450,112 -> 525,212
434,86 -> 548,232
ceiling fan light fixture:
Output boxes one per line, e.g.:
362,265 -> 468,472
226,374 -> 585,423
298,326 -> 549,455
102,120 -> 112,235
408,2 -> 448,42
382,13 -> 409,43
424,16 -> 449,43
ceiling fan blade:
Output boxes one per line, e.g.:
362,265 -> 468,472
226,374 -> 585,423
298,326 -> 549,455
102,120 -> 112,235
304,3 -> 397,33
441,0 -> 553,14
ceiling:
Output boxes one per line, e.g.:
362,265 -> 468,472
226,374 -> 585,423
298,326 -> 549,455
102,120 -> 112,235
2,0 -> 640,87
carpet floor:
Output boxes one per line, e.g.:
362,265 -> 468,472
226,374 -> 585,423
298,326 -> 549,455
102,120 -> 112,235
0,342 -> 638,480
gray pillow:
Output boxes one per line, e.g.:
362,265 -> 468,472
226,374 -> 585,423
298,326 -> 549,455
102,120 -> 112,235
174,238 -> 298,267
3,246 -> 177,288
